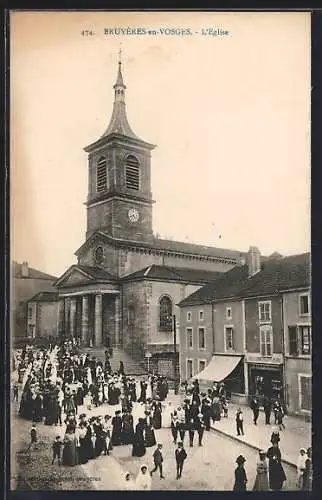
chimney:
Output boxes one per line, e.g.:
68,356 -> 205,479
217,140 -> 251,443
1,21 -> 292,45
247,247 -> 261,277
21,261 -> 29,278
238,253 -> 246,266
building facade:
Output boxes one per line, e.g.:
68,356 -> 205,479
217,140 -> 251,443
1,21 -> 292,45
12,261 -> 57,342
27,292 -> 59,341
244,295 -> 284,404
179,250 -> 310,412
283,289 -> 311,416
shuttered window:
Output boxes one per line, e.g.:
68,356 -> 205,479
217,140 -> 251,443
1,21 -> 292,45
125,155 -> 140,190
288,326 -> 298,355
299,375 -> 312,411
97,157 -> 107,192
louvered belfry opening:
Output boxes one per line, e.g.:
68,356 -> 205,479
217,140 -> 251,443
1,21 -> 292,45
97,156 -> 107,192
125,155 -> 140,190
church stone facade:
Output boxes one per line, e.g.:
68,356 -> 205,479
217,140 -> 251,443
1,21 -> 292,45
54,58 -> 244,366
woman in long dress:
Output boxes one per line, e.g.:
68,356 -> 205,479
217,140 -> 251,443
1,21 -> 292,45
121,411 -> 135,445
267,443 -> 287,491
135,464 -> 152,490
152,400 -> 162,430
62,428 -> 78,466
233,455 -> 248,491
132,419 -> 146,457
253,450 -> 269,491
78,424 -> 88,464
162,402 -> 173,428
146,378 -> 152,401
144,413 -> 156,448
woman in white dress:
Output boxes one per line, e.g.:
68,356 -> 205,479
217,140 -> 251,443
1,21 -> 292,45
162,401 -> 172,428
124,472 -> 135,490
135,464 -> 152,490
146,378 -> 152,401
86,367 -> 92,386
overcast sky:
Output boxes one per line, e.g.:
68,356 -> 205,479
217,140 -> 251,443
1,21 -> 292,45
11,11 -> 310,277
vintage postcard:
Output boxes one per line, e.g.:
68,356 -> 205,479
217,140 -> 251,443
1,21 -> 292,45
10,10 -> 311,492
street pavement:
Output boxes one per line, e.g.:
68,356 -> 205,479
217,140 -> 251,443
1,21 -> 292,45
11,392 -> 298,491
211,402 -> 311,468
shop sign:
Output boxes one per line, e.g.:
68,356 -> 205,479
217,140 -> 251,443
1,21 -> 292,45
245,353 -> 283,364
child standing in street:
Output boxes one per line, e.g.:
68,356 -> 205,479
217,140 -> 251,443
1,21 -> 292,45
236,408 -> 244,436
222,398 -> 228,418
150,443 -> 165,479
26,424 -> 38,452
52,436 -> 64,465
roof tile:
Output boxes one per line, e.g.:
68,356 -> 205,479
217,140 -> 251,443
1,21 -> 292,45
179,253 -> 310,307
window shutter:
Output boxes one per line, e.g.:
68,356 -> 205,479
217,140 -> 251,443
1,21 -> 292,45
288,326 -> 298,355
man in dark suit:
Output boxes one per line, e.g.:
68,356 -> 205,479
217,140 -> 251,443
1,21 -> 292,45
250,397 -> 260,425
263,396 -> 272,425
175,442 -> 187,479
150,443 -> 165,479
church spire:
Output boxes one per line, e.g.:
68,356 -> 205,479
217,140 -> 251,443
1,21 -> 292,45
101,48 -> 139,139
113,45 -> 126,100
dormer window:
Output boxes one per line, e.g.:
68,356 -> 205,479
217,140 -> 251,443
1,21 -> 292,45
96,156 -> 107,192
125,155 -> 140,190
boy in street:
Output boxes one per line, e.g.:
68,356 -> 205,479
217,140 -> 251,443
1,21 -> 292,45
236,408 -> 244,436
12,383 -> 19,402
150,443 -> 165,479
52,435 -> 64,465
26,424 -> 38,452
175,441 -> 187,479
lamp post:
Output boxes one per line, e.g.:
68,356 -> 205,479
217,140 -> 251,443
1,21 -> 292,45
168,314 -> 179,394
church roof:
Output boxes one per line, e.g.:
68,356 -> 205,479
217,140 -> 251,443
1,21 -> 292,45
75,231 -> 244,264
154,237 -> 244,261
179,252 -> 310,307
101,101 -> 140,140
122,265 -> 222,284
76,264 -> 118,281
54,264 -> 118,288
12,261 -> 57,280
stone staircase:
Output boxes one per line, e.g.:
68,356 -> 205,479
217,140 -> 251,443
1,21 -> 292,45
80,346 -> 148,376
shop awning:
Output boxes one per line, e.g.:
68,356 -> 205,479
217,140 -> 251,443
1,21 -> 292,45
195,355 -> 242,382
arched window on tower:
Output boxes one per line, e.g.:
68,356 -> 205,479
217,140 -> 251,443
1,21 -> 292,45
125,155 -> 140,190
97,156 -> 108,193
159,296 -> 173,332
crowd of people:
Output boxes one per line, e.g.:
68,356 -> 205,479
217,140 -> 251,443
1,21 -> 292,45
12,342 -> 312,491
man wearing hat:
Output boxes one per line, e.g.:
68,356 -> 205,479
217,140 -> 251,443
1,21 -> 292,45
196,413 -> 205,446
175,442 -> 187,479
233,455 -> 247,491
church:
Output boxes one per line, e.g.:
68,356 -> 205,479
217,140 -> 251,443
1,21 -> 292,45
52,56 -> 245,374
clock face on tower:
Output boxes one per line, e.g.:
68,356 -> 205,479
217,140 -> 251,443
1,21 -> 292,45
128,208 -> 139,223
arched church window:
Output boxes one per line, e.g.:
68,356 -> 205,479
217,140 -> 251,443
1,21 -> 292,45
159,296 -> 173,332
125,155 -> 140,190
97,156 -> 108,193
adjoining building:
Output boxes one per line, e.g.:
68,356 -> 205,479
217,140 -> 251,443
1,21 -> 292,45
12,261 -> 57,343
178,249 -> 311,416
26,291 -> 59,342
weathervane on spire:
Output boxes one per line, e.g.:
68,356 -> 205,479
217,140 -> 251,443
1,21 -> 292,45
118,43 -> 123,65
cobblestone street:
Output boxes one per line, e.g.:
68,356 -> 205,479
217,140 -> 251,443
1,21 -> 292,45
12,395 -> 297,491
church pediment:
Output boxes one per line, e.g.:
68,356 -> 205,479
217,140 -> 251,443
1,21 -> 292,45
55,266 -> 94,288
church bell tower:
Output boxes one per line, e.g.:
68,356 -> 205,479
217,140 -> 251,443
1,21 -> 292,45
84,52 -> 156,242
